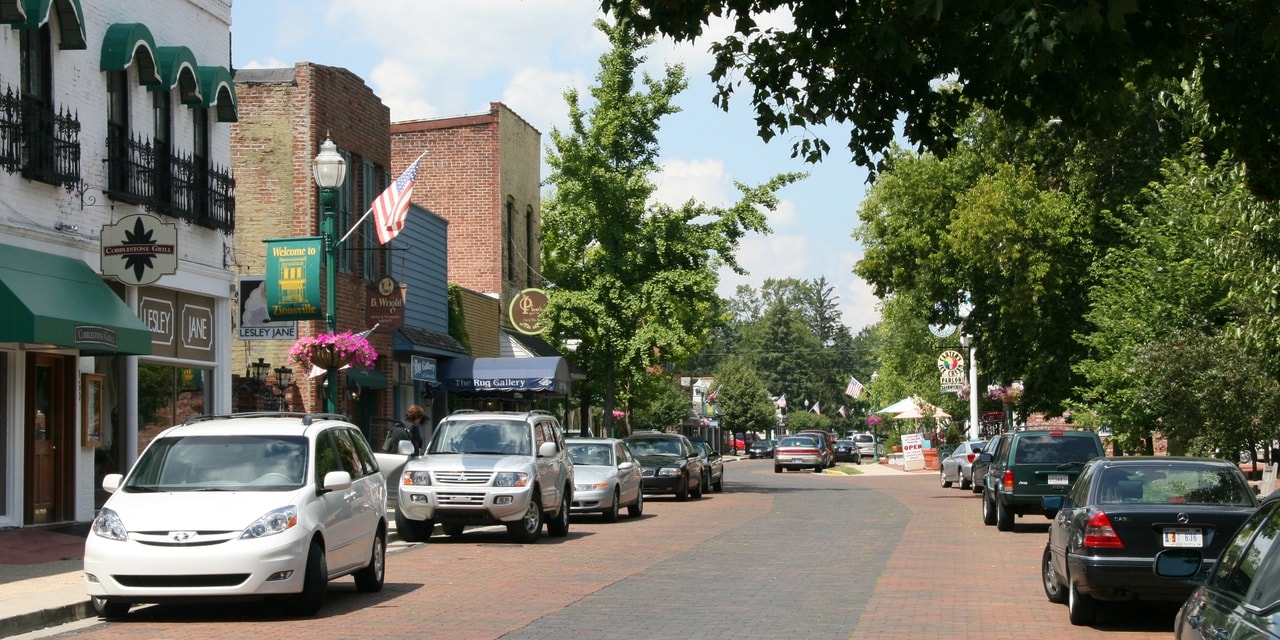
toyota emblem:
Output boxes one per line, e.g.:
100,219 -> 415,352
171,531 -> 192,542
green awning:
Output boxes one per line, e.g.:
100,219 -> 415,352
0,244 -> 151,355
15,0 -> 86,49
100,23 -> 160,85
0,0 -> 26,23
346,368 -> 388,390
197,66 -> 237,122
154,45 -> 201,104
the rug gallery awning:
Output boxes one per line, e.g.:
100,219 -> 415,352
440,356 -> 571,395
0,243 -> 152,354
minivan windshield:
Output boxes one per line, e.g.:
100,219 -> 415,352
430,420 -> 532,456
125,435 -> 308,491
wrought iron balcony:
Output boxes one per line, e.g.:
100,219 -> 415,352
0,85 -> 81,189
104,128 -> 235,233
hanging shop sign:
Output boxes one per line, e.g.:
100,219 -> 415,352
509,288 -> 549,335
366,276 -> 405,331
264,237 -> 322,322
101,214 -> 178,286
937,349 -> 966,393
238,275 -> 297,340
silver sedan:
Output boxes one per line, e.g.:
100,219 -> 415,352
566,438 -> 644,522
940,440 -> 987,490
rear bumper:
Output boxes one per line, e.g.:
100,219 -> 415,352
1067,553 -> 1205,603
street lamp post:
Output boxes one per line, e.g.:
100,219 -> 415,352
313,135 -> 347,414
958,292 -> 980,441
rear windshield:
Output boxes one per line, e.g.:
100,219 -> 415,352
1097,465 -> 1255,506
779,437 -> 817,448
854,435 -> 874,443
1013,434 -> 1100,465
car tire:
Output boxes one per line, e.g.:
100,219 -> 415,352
395,509 -> 433,542
1068,578 -> 1098,626
443,522 -> 466,538
92,596 -> 129,619
1042,544 -> 1067,604
996,496 -> 1015,531
676,474 -> 691,500
691,472 -> 705,499
604,489 -> 620,522
713,472 -> 723,492
289,541 -> 327,616
940,468 -> 953,488
627,490 -> 644,518
353,529 -> 386,593
774,465 -> 783,473
508,496 -> 543,543
547,490 -> 571,538
960,474 -> 972,490
981,488 -> 997,526
971,478 -> 984,494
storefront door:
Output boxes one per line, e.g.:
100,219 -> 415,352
25,353 -> 72,524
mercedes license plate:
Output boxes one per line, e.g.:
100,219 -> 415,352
1163,527 -> 1204,548
1047,474 -> 1069,486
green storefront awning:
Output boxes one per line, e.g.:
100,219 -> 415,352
14,0 -> 86,49
0,244 -> 152,354
346,368 -> 388,390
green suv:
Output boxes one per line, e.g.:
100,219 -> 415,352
977,428 -> 1104,531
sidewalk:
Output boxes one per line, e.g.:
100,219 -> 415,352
0,457 -> 912,637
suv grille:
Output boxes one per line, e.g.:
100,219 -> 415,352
433,470 -> 494,484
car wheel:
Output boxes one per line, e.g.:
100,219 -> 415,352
1068,577 -> 1098,626
691,472 -> 705,499
971,477 -> 984,494
604,489 -> 620,522
288,541 -> 327,616
996,496 -> 1015,531
774,465 -> 783,473
507,496 -> 543,543
713,472 -> 724,492
353,529 -> 386,593
92,596 -> 129,619
940,468 -> 953,488
1042,544 -> 1067,604
960,473 -> 972,490
547,490 -> 571,537
981,489 -> 997,526
443,522 -> 466,538
627,489 -> 644,518
676,474 -> 691,501
394,508 -> 433,542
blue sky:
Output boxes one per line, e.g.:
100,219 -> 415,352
230,0 -> 879,332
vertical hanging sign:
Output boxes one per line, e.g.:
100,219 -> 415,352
264,237 -> 323,322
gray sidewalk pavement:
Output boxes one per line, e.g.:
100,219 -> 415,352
0,458 -> 911,638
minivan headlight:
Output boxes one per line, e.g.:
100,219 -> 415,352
241,505 -> 298,539
91,508 -> 128,542
493,472 -> 529,487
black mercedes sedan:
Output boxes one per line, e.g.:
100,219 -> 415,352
1040,456 -> 1258,626
622,432 -> 706,502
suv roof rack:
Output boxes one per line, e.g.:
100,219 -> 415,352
181,411 -> 349,427
528,409 -> 553,416
450,409 -> 479,415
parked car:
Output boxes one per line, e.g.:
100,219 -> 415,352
691,439 -> 725,493
748,439 -> 776,459
396,410 -> 574,544
851,432 -> 878,461
566,437 -> 644,521
623,431 -> 706,501
834,440 -> 862,464
1156,489 -> 1280,639
774,434 -> 827,473
939,440 -> 986,490
84,412 -> 388,619
1042,456 -> 1258,626
969,433 -> 1006,494
797,429 -> 837,468
977,428 -> 1105,531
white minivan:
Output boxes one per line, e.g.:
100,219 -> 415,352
84,412 -> 388,618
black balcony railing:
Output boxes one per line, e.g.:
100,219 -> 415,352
104,130 -> 235,233
0,85 -> 80,189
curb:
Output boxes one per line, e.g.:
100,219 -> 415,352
1,600 -> 93,638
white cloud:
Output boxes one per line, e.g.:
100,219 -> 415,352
239,56 -> 290,70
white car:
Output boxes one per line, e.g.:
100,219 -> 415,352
84,413 -> 388,619
566,437 -> 644,521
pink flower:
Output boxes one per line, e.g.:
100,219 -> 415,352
866,415 -> 883,428
289,331 -> 378,371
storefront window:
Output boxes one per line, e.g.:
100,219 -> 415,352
138,364 -> 208,451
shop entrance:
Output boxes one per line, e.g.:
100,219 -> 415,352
25,353 -> 73,524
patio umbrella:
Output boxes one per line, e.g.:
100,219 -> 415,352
893,402 -> 951,420
877,397 -> 919,414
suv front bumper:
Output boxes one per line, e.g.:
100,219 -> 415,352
398,484 -> 537,525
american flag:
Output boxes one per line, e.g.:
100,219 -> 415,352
838,405 -> 847,418
371,154 -> 424,245
775,395 -> 787,409
844,376 -> 864,399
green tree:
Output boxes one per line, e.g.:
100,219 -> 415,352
711,356 -> 776,436
603,0 -> 1280,199
628,372 -> 691,433
540,19 -> 802,435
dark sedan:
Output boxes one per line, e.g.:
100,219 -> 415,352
691,439 -> 724,493
622,432 -> 705,501
748,439 -> 775,459
833,440 -> 862,464
1041,456 -> 1258,626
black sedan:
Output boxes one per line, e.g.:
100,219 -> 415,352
690,439 -> 724,493
748,439 -> 775,459
622,432 -> 706,501
833,440 -> 862,464
1156,489 -> 1280,639
1040,456 -> 1258,626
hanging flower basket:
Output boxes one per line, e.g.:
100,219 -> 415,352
866,415 -> 884,429
985,381 -> 1025,404
289,331 -> 377,371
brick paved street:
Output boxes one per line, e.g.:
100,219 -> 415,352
23,460 -> 1175,639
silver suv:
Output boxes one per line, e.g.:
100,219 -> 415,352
395,410 -> 574,544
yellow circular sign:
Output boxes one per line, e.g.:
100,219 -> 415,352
509,288 -> 549,335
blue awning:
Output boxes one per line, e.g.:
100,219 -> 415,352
440,356 -> 570,395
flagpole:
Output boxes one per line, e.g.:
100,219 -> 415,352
337,150 -> 429,246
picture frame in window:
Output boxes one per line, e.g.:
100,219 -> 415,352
82,373 -> 104,447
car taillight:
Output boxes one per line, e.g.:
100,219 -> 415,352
1002,470 -> 1013,491
1082,511 -> 1124,548
966,453 -> 976,464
